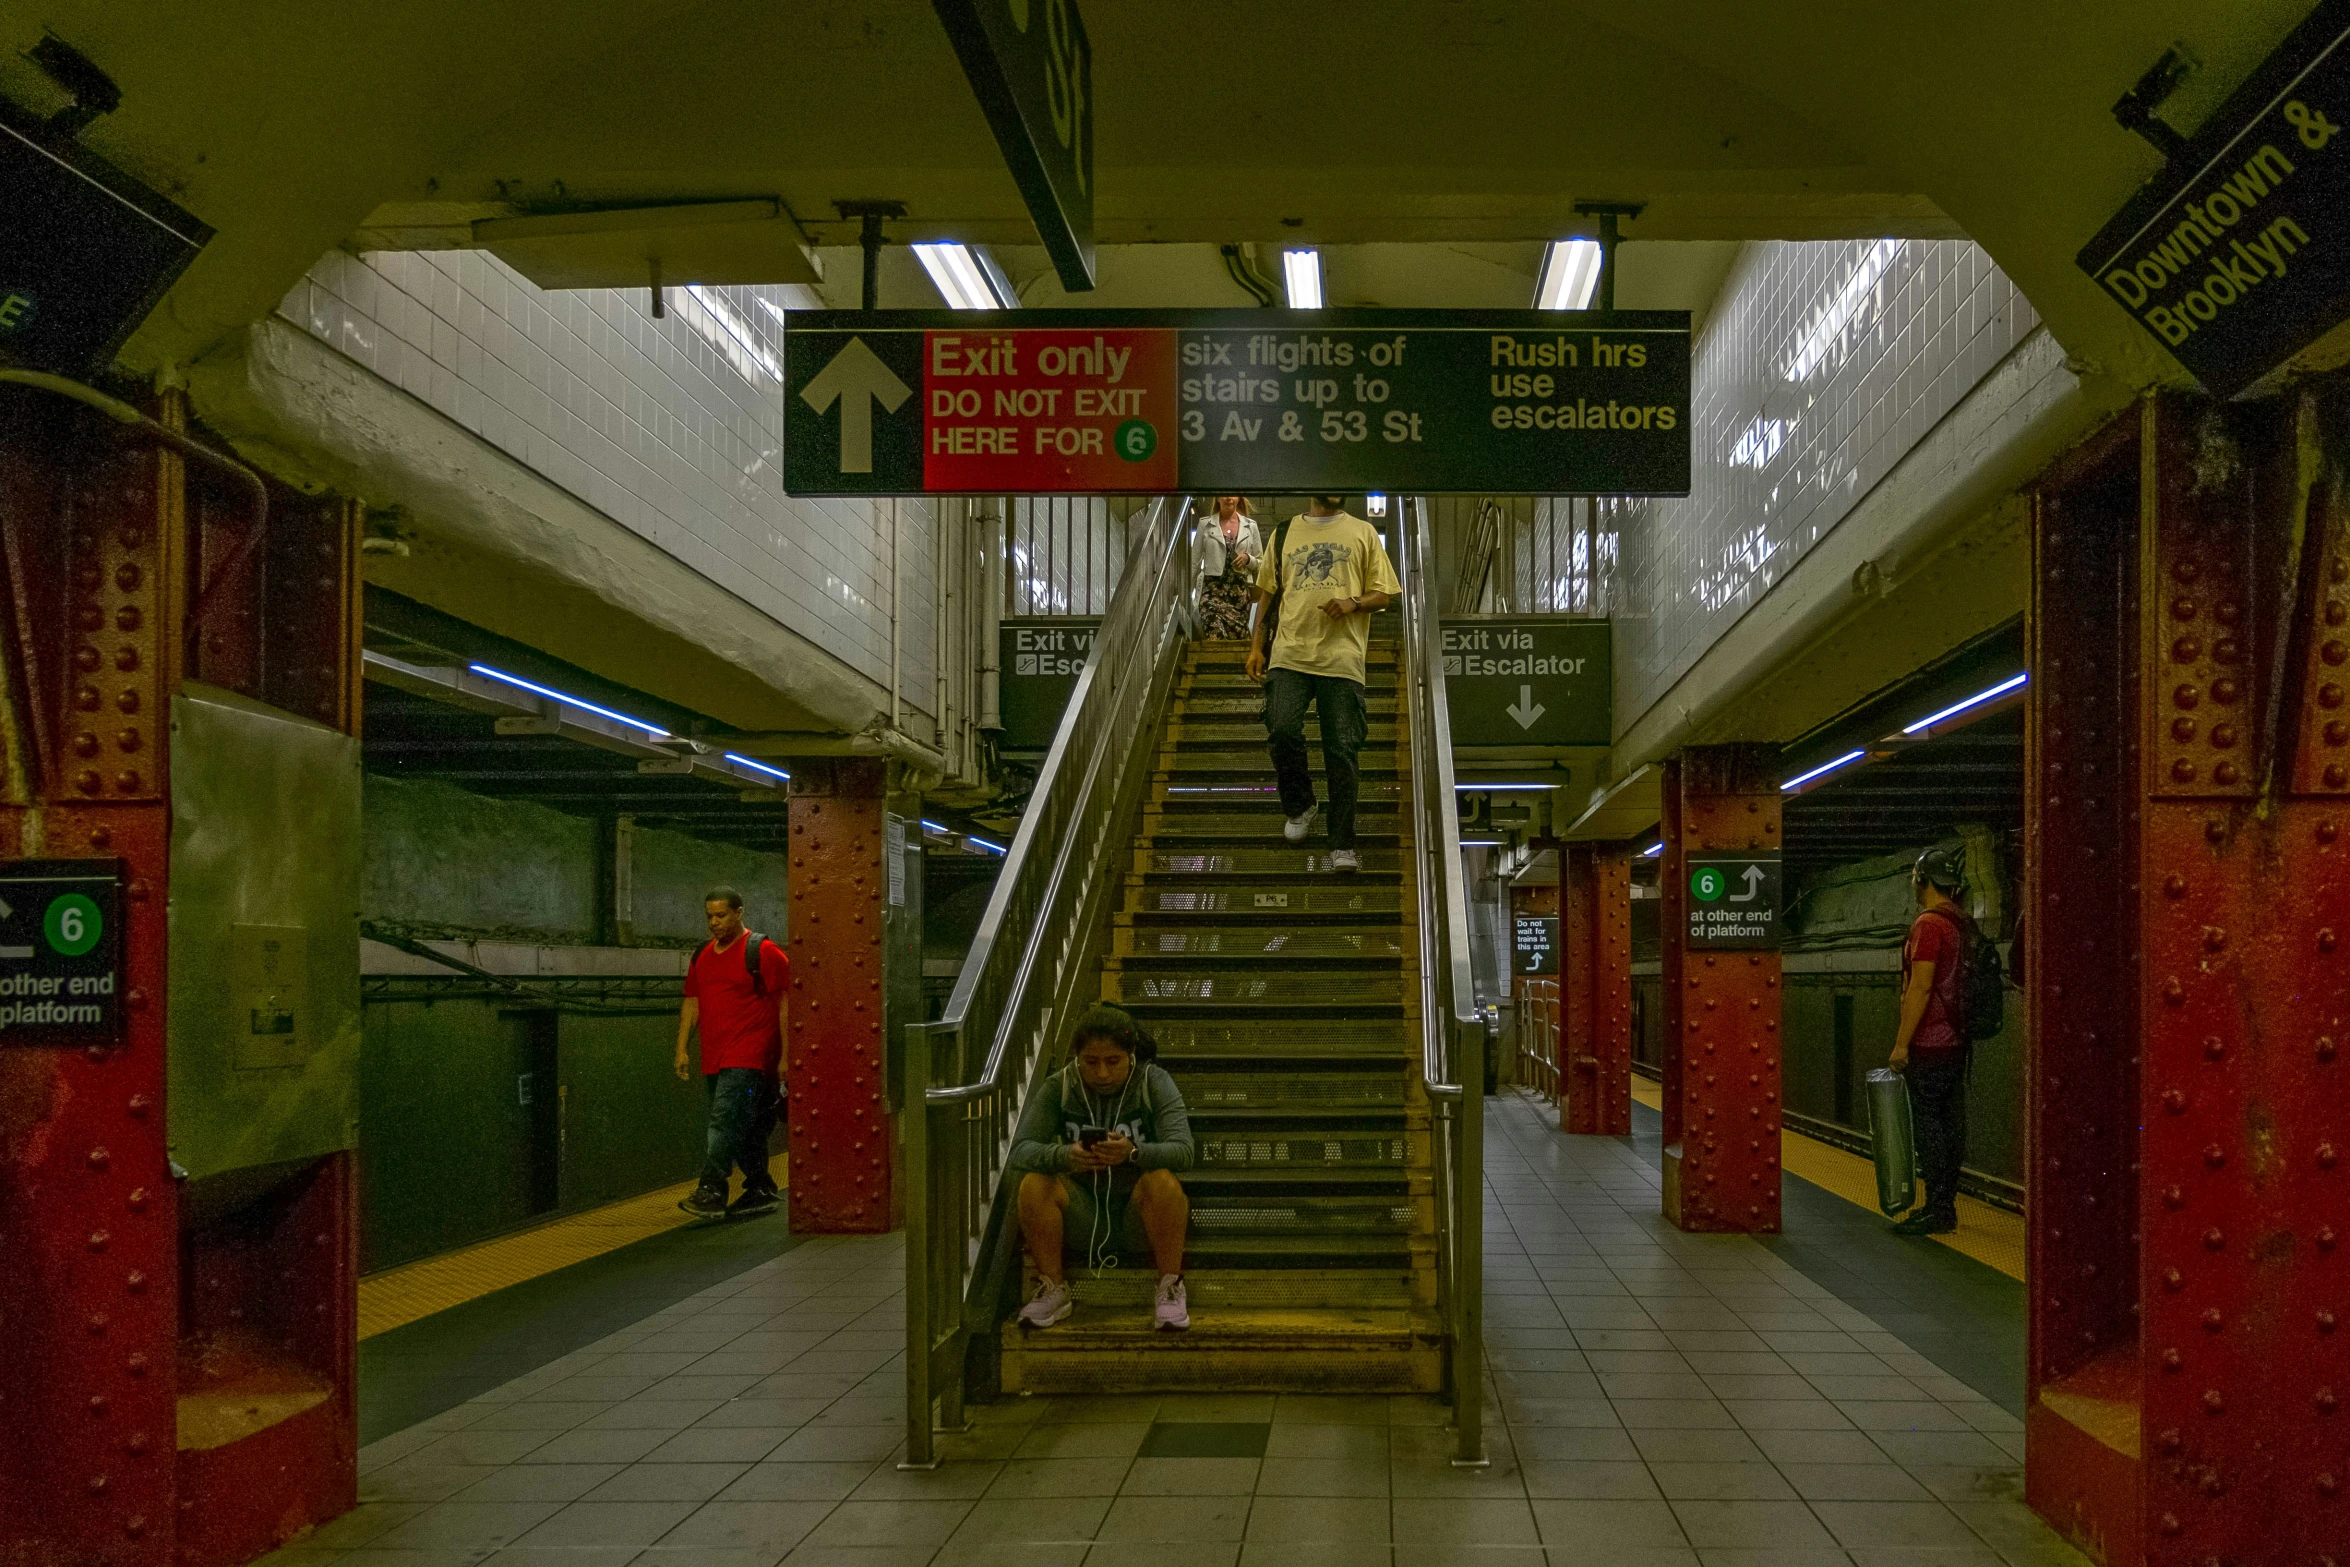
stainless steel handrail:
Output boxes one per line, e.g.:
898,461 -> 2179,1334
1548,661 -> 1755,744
902,497 -> 1194,1465
1397,494 -> 1488,1466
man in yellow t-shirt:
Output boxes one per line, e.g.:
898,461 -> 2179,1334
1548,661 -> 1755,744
1246,496 -> 1400,873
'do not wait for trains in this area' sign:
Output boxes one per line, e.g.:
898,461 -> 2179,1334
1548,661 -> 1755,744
784,308 -> 1690,498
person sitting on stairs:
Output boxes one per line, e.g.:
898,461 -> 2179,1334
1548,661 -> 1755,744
1009,1004 -> 1196,1332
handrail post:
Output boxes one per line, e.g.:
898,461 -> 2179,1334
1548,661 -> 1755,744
1452,1024 -> 1487,1466
900,1022 -> 938,1470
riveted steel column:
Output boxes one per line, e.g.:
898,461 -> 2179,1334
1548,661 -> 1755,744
2028,391 -> 2350,1565
1563,843 -> 1632,1137
1658,746 -> 1783,1233
0,392 -> 181,1566
786,758 -> 919,1233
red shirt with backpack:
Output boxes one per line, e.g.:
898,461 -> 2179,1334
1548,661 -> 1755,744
685,932 -> 789,1074
1902,907 -> 1969,1057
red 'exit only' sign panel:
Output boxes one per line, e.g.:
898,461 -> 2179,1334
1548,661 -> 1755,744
783,308 -> 1690,497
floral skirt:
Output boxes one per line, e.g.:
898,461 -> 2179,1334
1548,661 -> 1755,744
1199,563 -> 1255,639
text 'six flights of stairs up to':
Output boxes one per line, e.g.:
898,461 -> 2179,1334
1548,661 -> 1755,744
999,635 -> 1445,1393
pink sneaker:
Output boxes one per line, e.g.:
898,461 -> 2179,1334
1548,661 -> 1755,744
1154,1273 -> 1190,1331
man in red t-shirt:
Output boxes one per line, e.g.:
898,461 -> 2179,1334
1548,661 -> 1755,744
1888,846 -> 1971,1236
675,886 -> 790,1219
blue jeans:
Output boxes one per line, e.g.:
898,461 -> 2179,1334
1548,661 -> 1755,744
700,1067 -> 779,1195
1264,668 -> 1369,848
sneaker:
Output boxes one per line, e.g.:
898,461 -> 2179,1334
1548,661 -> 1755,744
1330,849 -> 1360,874
1891,1209 -> 1956,1236
678,1185 -> 728,1219
1018,1277 -> 1073,1330
1283,808 -> 1316,843
1154,1273 -> 1190,1331
727,1187 -> 781,1219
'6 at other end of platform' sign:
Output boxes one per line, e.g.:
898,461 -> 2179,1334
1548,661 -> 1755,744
1684,854 -> 1779,950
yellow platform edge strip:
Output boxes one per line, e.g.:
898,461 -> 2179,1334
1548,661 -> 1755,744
357,1163 -> 786,1340
1624,1077 -> 2022,1281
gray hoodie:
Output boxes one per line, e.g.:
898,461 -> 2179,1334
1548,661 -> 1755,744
1007,1060 -> 1195,1176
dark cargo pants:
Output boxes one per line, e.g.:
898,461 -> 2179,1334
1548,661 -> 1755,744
700,1066 -> 780,1197
1907,1052 -> 1968,1221
1264,667 -> 1369,850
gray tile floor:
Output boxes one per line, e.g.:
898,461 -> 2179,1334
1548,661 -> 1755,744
263,1093 -> 2088,1566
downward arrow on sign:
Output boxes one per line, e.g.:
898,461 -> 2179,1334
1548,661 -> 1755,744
1506,684 -> 1546,729
800,336 -> 912,474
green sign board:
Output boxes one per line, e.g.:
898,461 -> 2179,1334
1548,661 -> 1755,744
1441,618 -> 1611,748
783,309 -> 1691,497
2076,0 -> 2350,398
1514,914 -> 1559,976
1684,853 -> 1780,950
998,616 -> 1098,750
933,0 -> 1096,291
0,859 -> 125,1045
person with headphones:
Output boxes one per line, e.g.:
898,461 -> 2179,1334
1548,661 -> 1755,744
1006,1004 -> 1197,1331
1888,845 -> 1978,1236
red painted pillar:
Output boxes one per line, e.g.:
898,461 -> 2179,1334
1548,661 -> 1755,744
1562,843 -> 1632,1136
0,390 -> 363,1566
786,758 -> 922,1233
1658,746 -> 1783,1233
2026,393 -> 2350,1566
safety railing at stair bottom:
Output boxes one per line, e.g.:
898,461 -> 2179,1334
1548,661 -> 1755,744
900,496 -> 1194,1468
1398,495 -> 1490,1466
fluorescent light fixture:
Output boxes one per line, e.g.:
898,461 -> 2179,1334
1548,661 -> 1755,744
469,664 -> 671,738
1641,842 -> 1665,858
1903,672 -> 2029,735
913,242 -> 1013,310
1365,494 -> 1388,517
1455,783 -> 1560,791
723,752 -> 791,782
1781,748 -> 1868,793
1282,248 -> 1323,309
920,819 -> 951,833
966,835 -> 1007,855
1536,239 -> 1603,310
1460,839 -> 1506,848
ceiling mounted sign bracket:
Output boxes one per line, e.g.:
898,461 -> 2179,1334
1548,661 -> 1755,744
1573,201 -> 1646,313
834,200 -> 908,314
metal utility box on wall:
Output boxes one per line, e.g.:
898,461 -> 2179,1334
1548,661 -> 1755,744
168,684 -> 362,1179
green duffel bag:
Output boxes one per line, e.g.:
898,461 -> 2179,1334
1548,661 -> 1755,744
1865,1067 -> 1919,1217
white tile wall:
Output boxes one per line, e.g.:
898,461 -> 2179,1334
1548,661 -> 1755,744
281,251 -> 937,722
1608,239 -> 2039,731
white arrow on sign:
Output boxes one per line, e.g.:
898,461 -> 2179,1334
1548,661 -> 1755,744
1505,684 -> 1546,729
1729,864 -> 1766,902
799,336 -> 912,474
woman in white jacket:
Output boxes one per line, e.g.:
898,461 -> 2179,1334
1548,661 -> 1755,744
1194,496 -> 1263,640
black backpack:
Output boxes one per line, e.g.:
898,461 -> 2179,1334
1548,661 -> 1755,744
1258,518 -> 1294,648
1934,909 -> 2004,1042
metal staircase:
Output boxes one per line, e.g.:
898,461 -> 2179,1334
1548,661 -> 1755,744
997,637 -> 1441,1392
903,497 -> 1483,1464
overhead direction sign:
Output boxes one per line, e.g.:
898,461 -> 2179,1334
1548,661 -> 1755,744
1684,854 -> 1780,950
0,859 -> 125,1045
2077,0 -> 2350,396
933,0 -> 1097,291
1441,618 -> 1612,748
782,309 -> 1691,497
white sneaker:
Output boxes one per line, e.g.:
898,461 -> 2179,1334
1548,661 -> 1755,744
1154,1273 -> 1190,1331
1283,809 -> 1315,843
1330,849 -> 1360,874
1018,1277 -> 1072,1329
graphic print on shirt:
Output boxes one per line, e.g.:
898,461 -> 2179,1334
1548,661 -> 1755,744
1292,539 -> 1352,586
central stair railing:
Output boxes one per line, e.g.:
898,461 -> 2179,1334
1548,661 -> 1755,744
1397,495 -> 1489,1465
902,496 -> 1193,1466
